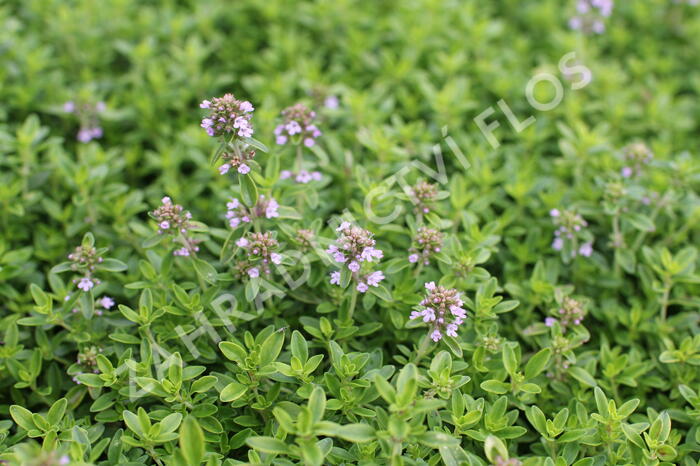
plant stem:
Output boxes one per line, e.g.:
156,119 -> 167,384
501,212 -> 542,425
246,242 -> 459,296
296,144 -> 304,211
343,287 -> 358,324
660,277 -> 672,322
412,335 -> 433,365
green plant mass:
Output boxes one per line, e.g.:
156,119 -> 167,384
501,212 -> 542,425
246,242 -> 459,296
1,0 -> 699,465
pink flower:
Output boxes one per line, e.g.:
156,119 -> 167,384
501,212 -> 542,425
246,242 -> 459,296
77,278 -> 94,292
550,209 -> 560,217
99,296 -> 115,309
236,238 -> 249,247
408,254 -> 419,263
356,282 -> 369,293
446,323 -> 458,337
545,317 -> 557,327
348,261 -> 360,272
173,247 -> 190,256
304,138 -> 315,147
276,135 -> 288,145
286,121 -> 302,135
579,242 -> 593,257
270,253 -> 282,265
238,163 -> 251,174
425,282 -> 436,291
200,100 -> 211,109
324,95 -> 339,109
248,268 -> 260,278
552,238 -> 564,251
219,164 -> 231,175
239,101 -> 254,112
330,271 -> 341,285
296,171 -> 312,183
430,330 -> 442,342
159,221 -> 170,229
366,271 -> 384,286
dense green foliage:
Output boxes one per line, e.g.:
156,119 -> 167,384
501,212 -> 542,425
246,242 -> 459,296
1,0 -> 699,465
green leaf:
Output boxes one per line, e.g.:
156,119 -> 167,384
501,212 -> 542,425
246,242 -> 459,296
10,406 -> 36,431
569,367 -> 597,387
480,380 -> 510,394
524,348 -> 551,379
333,423 -> 375,443
123,410 -> 144,437
191,376 -> 218,393
291,330 -> 308,362
308,386 -> 326,423
160,413 -> 183,434
192,258 -> 218,285
502,343 -> 518,376
625,213 -> 655,232
419,431 -> 459,448
180,416 -> 205,465
100,258 -> 128,272
246,436 -> 290,455
241,136 -> 269,153
259,330 -> 285,367
220,382 -> 248,402
47,398 -> 67,426
240,173 -> 258,207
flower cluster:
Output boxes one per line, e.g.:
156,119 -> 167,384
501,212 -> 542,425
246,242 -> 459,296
218,147 -> 256,175
621,142 -> 653,178
410,180 -> 439,214
151,197 -> 200,256
546,296 -> 586,330
408,227 -> 443,265
226,196 -> 279,229
68,244 -> 104,292
71,345 -> 103,384
96,296 -> 115,316
550,208 -> 593,258
64,100 -> 105,143
280,170 -> 322,184
295,229 -> 316,251
235,232 -> 283,277
410,282 -> 467,342
569,0 -> 613,34
479,334 -> 503,353
274,103 -> 322,147
200,94 -> 254,138
327,222 -> 385,293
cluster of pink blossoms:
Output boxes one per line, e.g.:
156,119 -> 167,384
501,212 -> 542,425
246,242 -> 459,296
408,227 -> 443,265
569,0 -> 613,34
218,147 -> 256,175
68,244 -> 104,292
280,170 -> 322,184
545,296 -> 586,331
235,232 -> 283,278
226,195 -> 279,229
274,103 -> 322,147
64,100 -> 106,143
411,181 -> 439,214
410,282 -> 467,342
621,143 -> 653,178
152,197 -> 200,256
200,94 -> 254,138
327,222 -> 385,293
550,208 -> 593,257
